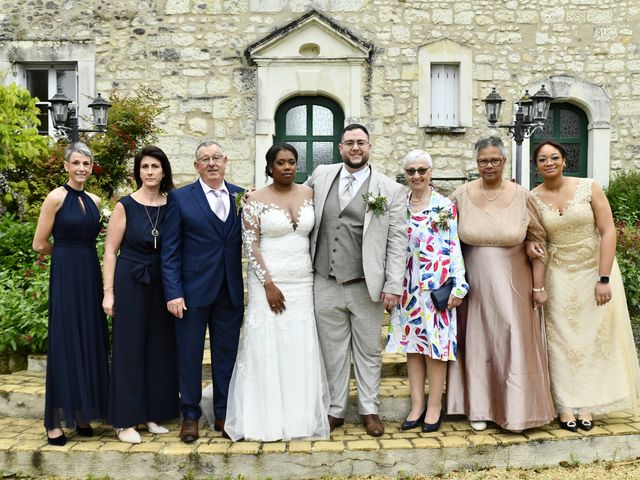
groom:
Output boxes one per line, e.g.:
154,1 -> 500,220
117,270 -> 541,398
307,123 -> 406,437
161,139 -> 244,442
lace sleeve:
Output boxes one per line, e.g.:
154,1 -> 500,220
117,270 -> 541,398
242,201 -> 272,285
525,190 -> 548,263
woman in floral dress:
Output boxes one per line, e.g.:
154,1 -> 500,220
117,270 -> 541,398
386,150 -> 468,432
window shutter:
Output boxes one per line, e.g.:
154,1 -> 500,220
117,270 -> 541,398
430,64 -> 459,127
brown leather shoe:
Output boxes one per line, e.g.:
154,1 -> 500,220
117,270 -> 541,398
328,415 -> 344,432
361,414 -> 384,437
179,419 -> 199,443
214,418 -> 230,439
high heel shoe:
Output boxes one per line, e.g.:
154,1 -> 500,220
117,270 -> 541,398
76,425 -> 93,437
146,421 -> 169,434
401,407 -> 427,430
47,432 -> 67,446
576,418 -> 594,431
422,409 -> 443,433
115,427 -> 142,444
559,419 -> 578,432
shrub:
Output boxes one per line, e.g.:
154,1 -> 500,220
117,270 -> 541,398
616,221 -> 640,317
606,171 -> 640,225
0,216 -> 49,354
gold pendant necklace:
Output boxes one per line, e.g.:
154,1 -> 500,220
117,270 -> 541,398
142,193 -> 161,250
480,178 -> 503,202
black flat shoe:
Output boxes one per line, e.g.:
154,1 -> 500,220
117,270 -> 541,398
47,432 -> 67,446
559,420 -> 578,432
401,407 -> 427,430
577,419 -> 594,431
422,409 -> 443,433
76,425 -> 93,437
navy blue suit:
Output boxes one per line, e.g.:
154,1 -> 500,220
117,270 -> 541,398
161,179 -> 244,421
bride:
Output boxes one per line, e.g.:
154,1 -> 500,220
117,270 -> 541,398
225,143 -> 330,442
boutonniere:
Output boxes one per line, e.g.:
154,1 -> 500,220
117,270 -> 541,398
431,206 -> 453,231
232,191 -> 245,215
362,192 -> 388,215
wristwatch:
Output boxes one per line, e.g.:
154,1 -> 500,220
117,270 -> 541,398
598,276 -> 610,284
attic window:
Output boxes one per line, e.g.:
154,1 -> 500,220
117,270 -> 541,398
299,43 -> 320,57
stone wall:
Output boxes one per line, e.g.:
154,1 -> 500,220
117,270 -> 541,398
1,0 -> 639,185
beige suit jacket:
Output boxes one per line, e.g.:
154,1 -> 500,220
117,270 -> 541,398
307,163 -> 407,302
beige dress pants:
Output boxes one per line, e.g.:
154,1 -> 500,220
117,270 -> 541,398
314,274 -> 385,418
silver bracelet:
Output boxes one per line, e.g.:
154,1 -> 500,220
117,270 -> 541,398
532,286 -> 545,292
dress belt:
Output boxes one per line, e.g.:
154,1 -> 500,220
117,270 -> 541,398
329,275 -> 365,286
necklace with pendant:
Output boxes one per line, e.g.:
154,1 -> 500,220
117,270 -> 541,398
142,193 -> 161,250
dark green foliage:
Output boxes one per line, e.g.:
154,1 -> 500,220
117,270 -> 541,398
616,222 -> 640,317
606,171 -> 640,225
0,216 -> 49,354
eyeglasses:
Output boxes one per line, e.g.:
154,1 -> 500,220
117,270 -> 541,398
405,167 -> 431,176
197,155 -> 225,165
477,158 -> 504,168
342,140 -> 369,149
537,155 -> 563,164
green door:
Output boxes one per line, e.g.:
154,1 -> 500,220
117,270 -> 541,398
274,96 -> 345,183
530,103 -> 588,186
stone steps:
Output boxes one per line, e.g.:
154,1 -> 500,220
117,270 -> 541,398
0,414 -> 639,479
0,370 -> 418,423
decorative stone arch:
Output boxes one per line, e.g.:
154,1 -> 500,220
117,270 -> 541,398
519,75 -> 611,188
245,9 -> 372,186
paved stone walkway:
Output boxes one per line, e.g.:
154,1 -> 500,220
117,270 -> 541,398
1,412 -> 639,478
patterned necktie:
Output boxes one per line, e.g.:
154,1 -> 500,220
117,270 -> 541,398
339,174 -> 356,210
211,189 -> 227,221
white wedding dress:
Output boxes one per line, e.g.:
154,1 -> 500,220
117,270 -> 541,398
225,199 -> 330,442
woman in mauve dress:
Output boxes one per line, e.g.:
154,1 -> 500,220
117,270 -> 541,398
446,136 -> 555,432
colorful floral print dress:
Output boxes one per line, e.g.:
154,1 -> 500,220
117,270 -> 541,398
385,190 -> 468,360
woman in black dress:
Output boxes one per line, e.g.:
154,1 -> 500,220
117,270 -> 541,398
32,143 -> 109,446
103,145 -> 179,443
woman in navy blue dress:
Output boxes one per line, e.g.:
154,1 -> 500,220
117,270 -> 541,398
103,145 -> 179,444
32,143 -> 109,446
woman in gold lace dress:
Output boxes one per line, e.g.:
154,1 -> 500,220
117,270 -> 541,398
530,140 -> 640,432
446,136 -> 555,432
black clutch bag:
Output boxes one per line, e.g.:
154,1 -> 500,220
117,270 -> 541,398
430,278 -> 454,311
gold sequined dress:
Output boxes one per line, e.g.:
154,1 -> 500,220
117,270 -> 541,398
533,178 -> 640,414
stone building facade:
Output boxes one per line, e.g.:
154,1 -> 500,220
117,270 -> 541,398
1,0 -> 639,188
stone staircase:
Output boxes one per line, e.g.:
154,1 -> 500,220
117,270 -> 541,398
2,327 -> 640,478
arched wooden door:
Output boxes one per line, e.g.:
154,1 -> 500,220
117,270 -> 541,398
274,96 -> 345,183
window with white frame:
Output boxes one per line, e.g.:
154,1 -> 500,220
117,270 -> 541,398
24,64 -> 78,135
0,41 -> 96,137
430,64 -> 459,127
418,40 -> 472,130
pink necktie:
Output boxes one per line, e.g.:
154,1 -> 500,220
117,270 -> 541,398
211,190 -> 227,221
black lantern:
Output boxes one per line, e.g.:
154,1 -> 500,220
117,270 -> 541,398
482,87 -> 505,125
48,87 -> 72,126
531,84 -> 553,123
88,93 -> 112,130
518,90 -> 533,124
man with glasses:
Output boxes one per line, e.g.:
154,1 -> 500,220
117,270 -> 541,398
161,140 -> 244,442
307,123 -> 406,437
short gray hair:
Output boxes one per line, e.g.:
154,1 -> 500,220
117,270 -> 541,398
402,149 -> 432,168
64,142 -> 93,163
195,140 -> 225,159
474,136 -> 506,160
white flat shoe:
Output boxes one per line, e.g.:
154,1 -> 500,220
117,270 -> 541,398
116,427 -> 141,444
146,422 -> 169,434
470,421 -> 487,431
